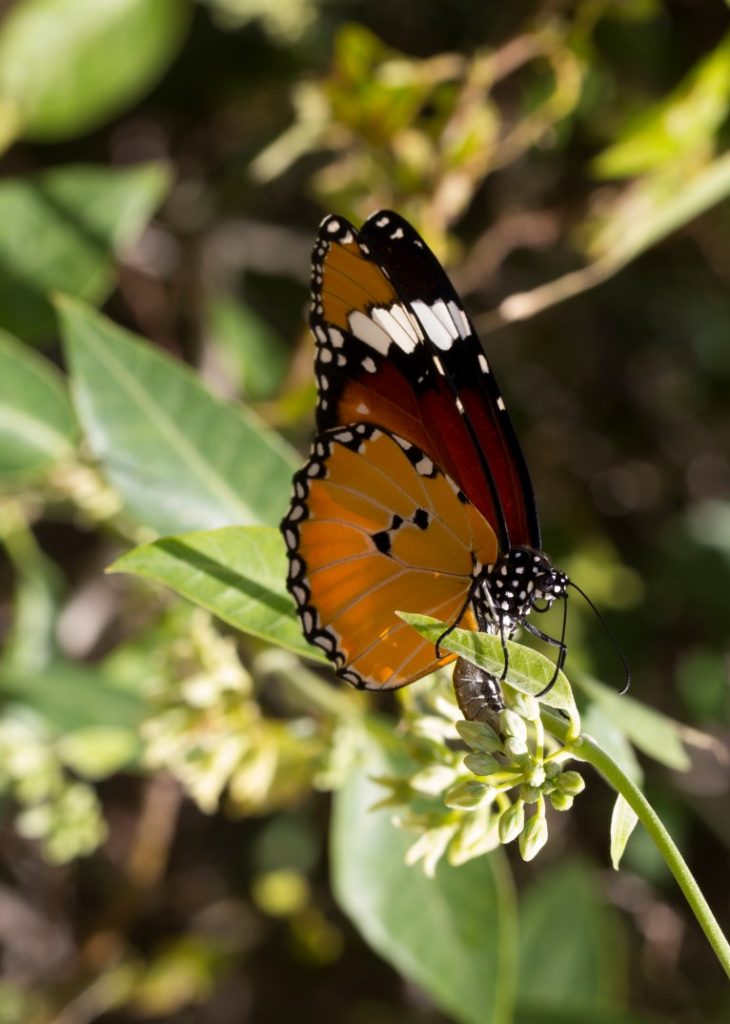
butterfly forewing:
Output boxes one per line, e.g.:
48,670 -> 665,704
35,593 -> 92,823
310,213 -> 540,550
360,210 -> 541,550
282,425 -> 498,689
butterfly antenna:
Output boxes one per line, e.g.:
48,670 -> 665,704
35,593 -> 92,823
567,581 -> 631,694
534,591 -> 569,698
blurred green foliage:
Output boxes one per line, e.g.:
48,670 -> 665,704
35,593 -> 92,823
0,0 -> 729,1022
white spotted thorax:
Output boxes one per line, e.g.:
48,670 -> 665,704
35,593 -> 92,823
474,547 -> 569,636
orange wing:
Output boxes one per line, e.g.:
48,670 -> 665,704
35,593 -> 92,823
282,425 -> 498,690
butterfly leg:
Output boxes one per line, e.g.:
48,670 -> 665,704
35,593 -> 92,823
523,595 -> 569,697
498,615 -> 510,683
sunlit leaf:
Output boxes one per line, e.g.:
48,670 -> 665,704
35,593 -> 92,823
0,163 -> 170,341
399,613 -> 580,736
59,297 -> 299,533
331,717 -> 517,1024
0,329 -> 77,479
593,31 -> 730,178
110,526 -> 325,663
610,795 -> 639,871
0,0 -> 190,143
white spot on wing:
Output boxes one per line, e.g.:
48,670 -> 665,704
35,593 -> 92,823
361,356 -> 377,373
349,310 -> 392,355
447,300 -> 470,338
372,306 -> 417,353
356,402 -> 370,414
415,456 -> 434,475
389,303 -> 422,344
478,353 -> 490,374
411,299 -> 456,350
329,328 -> 344,348
497,397 -> 506,411
431,299 -> 459,338
326,219 -> 341,234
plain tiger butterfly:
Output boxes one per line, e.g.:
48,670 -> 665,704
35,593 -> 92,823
281,210 -> 581,721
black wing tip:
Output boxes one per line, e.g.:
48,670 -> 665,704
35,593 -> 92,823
315,213 -> 359,244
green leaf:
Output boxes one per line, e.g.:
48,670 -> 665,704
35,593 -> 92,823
582,704 -> 643,784
517,858 -> 626,1016
610,795 -> 639,871
59,298 -> 299,534
516,1006 -> 661,1024
593,31 -> 730,179
0,511 -> 64,671
0,0 -> 190,143
399,613 -> 580,736
57,725 -> 140,780
110,526 -> 325,663
0,661 -> 146,736
0,329 -> 77,479
0,163 -> 171,341
331,717 -> 517,1024
207,294 -> 290,401
577,675 -> 690,771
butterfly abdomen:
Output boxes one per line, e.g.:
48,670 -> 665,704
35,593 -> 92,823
453,656 -> 506,720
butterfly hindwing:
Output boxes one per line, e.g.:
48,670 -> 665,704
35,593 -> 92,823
281,425 -> 498,690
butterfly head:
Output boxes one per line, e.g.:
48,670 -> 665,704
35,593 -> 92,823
526,550 -> 569,608
475,547 -> 568,630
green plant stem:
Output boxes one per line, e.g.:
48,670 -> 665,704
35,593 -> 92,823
543,709 -> 730,979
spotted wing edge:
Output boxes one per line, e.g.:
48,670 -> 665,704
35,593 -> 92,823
280,422 -> 481,691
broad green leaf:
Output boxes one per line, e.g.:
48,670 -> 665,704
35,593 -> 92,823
577,675 -> 690,771
110,526 -> 326,663
331,717 -> 517,1024
59,298 -> 299,534
610,795 -> 639,871
400,613 -> 580,736
582,704 -> 642,784
0,163 -> 170,341
207,294 -> 290,401
517,859 -> 626,1016
0,661 -> 146,736
0,329 -> 76,479
0,0 -> 189,143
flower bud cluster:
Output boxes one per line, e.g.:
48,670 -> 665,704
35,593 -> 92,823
143,610 -> 323,815
0,712 -> 107,863
378,674 -> 585,873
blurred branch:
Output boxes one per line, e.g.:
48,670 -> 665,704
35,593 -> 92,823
476,149 -> 730,331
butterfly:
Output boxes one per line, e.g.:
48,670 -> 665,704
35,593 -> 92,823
281,210 -> 573,720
